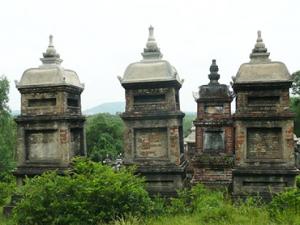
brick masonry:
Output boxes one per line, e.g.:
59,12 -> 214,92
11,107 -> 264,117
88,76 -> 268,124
191,60 -> 234,188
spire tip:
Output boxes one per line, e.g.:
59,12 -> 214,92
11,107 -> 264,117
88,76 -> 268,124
49,35 -> 53,47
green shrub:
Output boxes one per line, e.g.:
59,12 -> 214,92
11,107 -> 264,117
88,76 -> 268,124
13,157 -> 151,225
167,188 -> 193,214
268,187 -> 300,219
0,172 -> 15,206
149,195 -> 168,217
190,185 -> 234,223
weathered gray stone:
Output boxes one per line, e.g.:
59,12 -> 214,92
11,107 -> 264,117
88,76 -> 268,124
14,35 -> 86,180
119,26 -> 187,196
232,31 -> 299,200
119,26 -> 183,85
192,60 -> 234,188
234,31 -> 291,84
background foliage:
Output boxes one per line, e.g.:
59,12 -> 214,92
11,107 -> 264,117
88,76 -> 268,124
86,113 -> 124,162
0,75 -> 16,173
292,71 -> 300,96
183,112 -> 196,137
290,97 -> 300,136
291,71 -> 300,137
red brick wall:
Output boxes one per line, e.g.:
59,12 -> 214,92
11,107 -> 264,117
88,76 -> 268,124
192,168 -> 232,186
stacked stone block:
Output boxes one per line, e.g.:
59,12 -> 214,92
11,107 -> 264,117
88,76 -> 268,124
232,31 -> 299,200
192,60 -> 234,188
119,26 -> 187,196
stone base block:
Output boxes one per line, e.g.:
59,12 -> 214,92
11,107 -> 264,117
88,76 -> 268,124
232,167 -> 299,201
191,168 -> 232,190
136,162 -> 188,197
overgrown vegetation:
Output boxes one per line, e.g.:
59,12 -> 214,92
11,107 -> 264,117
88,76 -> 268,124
0,153 -> 298,225
0,173 -> 15,206
13,158 -> 151,225
112,183 -> 300,225
0,163 -> 297,225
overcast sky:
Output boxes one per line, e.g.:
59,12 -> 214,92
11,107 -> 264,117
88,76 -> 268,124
1,0 -> 300,112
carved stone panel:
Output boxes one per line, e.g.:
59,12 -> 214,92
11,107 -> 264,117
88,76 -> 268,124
134,128 -> 168,158
25,130 -> 60,162
247,128 -> 282,159
204,105 -> 224,114
203,130 -> 224,151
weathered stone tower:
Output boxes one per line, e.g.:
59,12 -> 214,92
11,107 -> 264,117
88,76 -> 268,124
14,35 -> 86,184
232,31 -> 299,199
119,26 -> 187,196
192,60 -> 234,188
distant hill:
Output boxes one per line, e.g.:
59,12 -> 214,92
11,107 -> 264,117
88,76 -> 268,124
84,102 -> 125,115
12,102 -> 195,116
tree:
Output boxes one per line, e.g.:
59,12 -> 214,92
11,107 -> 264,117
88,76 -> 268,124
85,113 -> 124,162
292,71 -> 300,96
0,75 -> 16,173
291,71 -> 300,137
183,113 -> 196,137
290,97 -> 300,137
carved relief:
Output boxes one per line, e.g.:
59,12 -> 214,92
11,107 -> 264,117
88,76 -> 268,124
134,128 -> 167,158
133,88 -> 168,95
25,130 -> 60,162
247,128 -> 282,159
204,105 -> 224,114
203,130 -> 225,151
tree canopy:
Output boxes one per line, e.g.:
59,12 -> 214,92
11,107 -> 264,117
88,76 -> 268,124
291,71 -> 300,136
292,71 -> 300,96
0,75 -> 16,173
85,113 -> 124,162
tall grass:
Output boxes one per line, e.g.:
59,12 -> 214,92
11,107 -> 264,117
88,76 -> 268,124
112,183 -> 300,225
1,177 -> 300,225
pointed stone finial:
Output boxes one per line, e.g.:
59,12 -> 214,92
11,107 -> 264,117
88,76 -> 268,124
142,26 -> 163,60
49,35 -> 54,47
250,30 -> 270,62
41,35 -> 63,65
208,59 -> 220,84
254,30 -> 265,50
257,30 -> 262,39
146,25 -> 157,49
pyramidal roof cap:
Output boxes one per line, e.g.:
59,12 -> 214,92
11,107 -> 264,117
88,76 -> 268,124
16,35 -> 84,89
234,30 -> 291,84
120,26 -> 182,85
